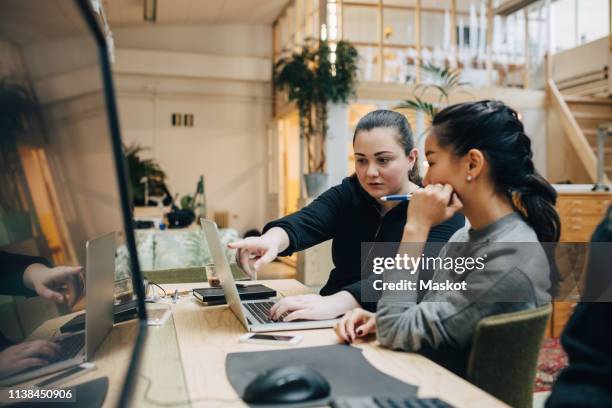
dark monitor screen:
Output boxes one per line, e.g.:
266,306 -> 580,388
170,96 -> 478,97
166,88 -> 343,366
0,0 -> 146,403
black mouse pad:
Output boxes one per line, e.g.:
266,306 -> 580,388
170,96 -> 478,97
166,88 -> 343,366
226,344 -> 418,408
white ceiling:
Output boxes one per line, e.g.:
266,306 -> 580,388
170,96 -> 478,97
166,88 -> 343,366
101,0 -> 290,26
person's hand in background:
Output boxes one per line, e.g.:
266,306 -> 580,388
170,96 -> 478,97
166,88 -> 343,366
334,308 -> 377,344
23,264 -> 84,307
0,340 -> 61,379
228,227 -> 289,278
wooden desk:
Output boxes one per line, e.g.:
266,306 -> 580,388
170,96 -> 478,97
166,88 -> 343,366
28,280 -> 507,407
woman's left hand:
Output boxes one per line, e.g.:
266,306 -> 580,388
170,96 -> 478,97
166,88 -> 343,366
407,184 -> 463,229
334,308 -> 376,343
269,294 -> 346,322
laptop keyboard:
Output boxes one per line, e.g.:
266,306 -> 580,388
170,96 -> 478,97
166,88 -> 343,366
331,397 -> 453,408
54,332 -> 85,361
41,333 -> 86,365
15,332 -> 85,376
244,301 -> 276,324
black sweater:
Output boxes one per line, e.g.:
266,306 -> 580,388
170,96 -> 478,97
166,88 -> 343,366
0,251 -> 51,350
263,176 -> 465,310
0,251 -> 50,297
546,206 -> 612,408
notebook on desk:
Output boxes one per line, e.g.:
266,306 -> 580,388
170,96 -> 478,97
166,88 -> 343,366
192,284 -> 276,304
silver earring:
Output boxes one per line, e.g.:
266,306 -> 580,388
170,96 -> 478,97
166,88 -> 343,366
466,175 -> 473,182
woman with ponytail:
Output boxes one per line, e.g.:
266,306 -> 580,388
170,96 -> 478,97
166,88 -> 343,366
336,100 -> 559,376
229,110 -> 464,321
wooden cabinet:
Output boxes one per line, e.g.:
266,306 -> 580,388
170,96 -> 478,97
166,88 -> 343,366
550,191 -> 612,337
558,194 -> 612,242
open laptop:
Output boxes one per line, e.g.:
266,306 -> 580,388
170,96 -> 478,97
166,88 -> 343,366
1,232 -> 115,386
200,219 -> 338,332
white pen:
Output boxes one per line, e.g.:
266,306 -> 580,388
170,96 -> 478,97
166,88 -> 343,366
380,194 -> 412,201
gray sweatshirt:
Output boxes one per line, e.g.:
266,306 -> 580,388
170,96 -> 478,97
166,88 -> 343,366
376,212 -> 551,364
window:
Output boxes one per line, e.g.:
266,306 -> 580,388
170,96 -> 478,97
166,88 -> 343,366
551,0 -> 609,53
577,0 -> 608,45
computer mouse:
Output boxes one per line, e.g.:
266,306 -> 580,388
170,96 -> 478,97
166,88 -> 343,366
242,365 -> 331,404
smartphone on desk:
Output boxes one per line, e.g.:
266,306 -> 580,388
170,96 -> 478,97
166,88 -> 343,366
239,333 -> 303,346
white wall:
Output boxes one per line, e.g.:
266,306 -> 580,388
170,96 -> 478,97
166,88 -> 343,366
521,109 -> 548,177
111,25 -> 272,58
112,25 -> 273,233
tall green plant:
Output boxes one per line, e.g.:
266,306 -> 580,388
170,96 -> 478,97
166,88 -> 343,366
123,143 -> 166,205
396,63 -> 470,122
275,39 -> 359,173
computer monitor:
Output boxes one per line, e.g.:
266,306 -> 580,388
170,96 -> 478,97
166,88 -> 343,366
0,0 -> 146,403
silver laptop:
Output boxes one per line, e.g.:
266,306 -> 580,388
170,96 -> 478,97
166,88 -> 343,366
200,219 -> 338,332
2,232 -> 115,386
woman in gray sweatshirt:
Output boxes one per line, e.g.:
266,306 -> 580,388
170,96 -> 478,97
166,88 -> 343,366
335,100 -> 561,376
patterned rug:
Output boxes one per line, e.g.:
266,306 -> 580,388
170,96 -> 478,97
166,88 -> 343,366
535,338 -> 568,392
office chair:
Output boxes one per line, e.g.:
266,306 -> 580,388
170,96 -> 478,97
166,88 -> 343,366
466,304 -> 552,408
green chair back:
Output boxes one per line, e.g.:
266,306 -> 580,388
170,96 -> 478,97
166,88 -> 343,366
466,304 -> 552,408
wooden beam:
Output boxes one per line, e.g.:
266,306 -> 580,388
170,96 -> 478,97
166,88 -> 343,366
351,41 -> 421,49
320,0 -> 327,41
545,0 -> 552,83
451,0 -> 457,68
494,0 -> 540,16
415,0 -> 421,83
272,23 -> 278,118
339,0 -> 344,39
523,8 -> 530,89
342,2 -> 469,16
378,0 -> 384,82
357,82 -> 547,108
486,0 -> 494,85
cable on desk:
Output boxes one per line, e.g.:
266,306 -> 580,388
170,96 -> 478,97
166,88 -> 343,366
139,374 -> 241,407
150,282 -> 167,298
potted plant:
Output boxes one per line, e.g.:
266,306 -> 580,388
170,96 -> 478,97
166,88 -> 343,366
0,78 -> 36,246
123,143 -> 167,206
396,63 -> 470,126
393,64 -> 471,176
274,39 -> 359,197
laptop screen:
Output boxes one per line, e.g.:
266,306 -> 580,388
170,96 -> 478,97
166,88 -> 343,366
0,0 -> 146,400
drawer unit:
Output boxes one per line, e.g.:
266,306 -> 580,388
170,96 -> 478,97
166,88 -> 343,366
557,193 -> 612,242
550,191 -> 612,337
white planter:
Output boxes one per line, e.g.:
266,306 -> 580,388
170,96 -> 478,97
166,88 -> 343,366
303,173 -> 328,198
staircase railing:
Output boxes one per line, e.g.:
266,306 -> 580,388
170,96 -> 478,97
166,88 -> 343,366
547,78 -> 603,182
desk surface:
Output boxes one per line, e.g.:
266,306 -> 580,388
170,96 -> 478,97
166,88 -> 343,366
30,279 -> 507,407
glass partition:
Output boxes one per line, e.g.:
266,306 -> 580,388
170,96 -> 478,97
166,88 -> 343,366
0,0 -> 145,392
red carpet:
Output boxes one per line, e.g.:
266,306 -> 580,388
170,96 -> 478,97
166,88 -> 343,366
535,338 -> 568,392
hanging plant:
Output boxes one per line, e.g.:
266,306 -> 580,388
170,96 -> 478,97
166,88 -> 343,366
274,39 -> 359,173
